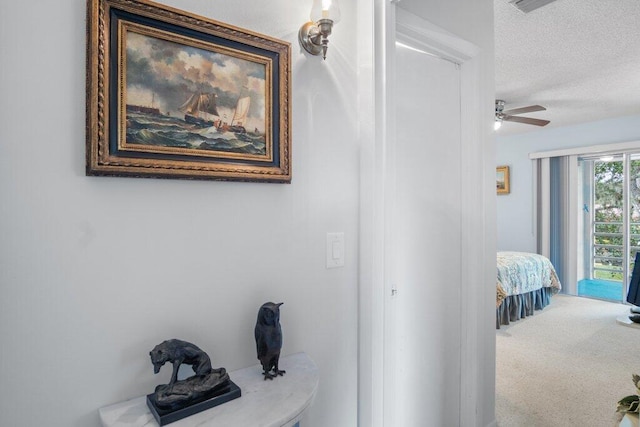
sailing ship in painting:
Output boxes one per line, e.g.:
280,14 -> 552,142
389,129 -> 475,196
179,91 -> 251,134
180,92 -> 219,127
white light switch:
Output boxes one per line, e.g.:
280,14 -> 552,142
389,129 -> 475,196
326,232 -> 345,268
332,241 -> 342,259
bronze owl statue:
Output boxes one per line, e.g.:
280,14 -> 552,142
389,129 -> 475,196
254,302 -> 285,380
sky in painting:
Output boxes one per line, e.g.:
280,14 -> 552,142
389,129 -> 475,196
125,29 -> 266,131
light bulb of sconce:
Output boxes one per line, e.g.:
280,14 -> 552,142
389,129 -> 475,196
494,120 -> 502,130
310,0 -> 341,23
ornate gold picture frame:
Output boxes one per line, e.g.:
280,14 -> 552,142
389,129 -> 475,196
86,0 -> 291,182
496,165 -> 510,195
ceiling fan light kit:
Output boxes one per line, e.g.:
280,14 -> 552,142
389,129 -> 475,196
495,99 -> 550,129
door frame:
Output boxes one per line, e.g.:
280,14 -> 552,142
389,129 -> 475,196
358,3 -> 494,426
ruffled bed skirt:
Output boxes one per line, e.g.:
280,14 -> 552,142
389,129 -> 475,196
496,287 -> 553,329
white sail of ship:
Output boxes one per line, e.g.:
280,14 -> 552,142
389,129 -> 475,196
231,97 -> 250,127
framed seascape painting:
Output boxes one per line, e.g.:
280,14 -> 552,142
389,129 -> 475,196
496,166 -> 510,195
86,0 -> 291,182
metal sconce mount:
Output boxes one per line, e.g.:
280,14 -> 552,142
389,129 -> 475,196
298,0 -> 340,60
299,19 -> 334,60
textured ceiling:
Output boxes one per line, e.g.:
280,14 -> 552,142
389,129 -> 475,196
495,0 -> 640,135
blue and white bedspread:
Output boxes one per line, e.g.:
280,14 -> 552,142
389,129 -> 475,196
497,251 -> 561,307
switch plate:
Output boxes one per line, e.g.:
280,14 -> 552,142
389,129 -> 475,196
326,232 -> 345,268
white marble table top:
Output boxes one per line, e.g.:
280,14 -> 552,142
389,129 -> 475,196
99,352 -> 318,427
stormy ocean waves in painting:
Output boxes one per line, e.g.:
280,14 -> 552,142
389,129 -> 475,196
126,111 -> 267,155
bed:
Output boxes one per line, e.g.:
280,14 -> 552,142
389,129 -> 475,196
496,251 -> 562,328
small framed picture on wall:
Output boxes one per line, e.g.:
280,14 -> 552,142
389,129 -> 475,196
496,166 -> 510,195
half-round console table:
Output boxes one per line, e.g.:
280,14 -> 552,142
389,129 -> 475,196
99,352 -> 318,427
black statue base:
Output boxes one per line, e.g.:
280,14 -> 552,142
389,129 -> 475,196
147,380 -> 241,426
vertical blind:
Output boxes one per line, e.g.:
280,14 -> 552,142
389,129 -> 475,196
534,155 -> 578,295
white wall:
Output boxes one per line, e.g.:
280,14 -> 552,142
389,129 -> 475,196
0,1 -> 359,426
497,114 -> 640,253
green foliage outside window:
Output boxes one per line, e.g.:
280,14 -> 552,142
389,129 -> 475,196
592,159 -> 640,281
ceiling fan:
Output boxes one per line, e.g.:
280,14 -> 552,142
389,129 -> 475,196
495,100 -> 550,129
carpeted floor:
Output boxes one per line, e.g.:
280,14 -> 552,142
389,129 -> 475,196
496,294 -> 640,427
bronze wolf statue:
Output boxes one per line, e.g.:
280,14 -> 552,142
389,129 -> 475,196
149,339 -> 212,387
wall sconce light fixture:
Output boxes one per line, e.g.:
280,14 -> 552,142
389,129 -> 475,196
298,0 -> 341,60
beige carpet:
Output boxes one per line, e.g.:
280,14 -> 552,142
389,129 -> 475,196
496,294 -> 640,427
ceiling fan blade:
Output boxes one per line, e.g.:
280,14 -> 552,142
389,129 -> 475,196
503,114 -> 550,127
502,105 -> 546,116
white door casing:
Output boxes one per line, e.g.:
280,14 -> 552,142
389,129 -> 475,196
358,4 -> 493,426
